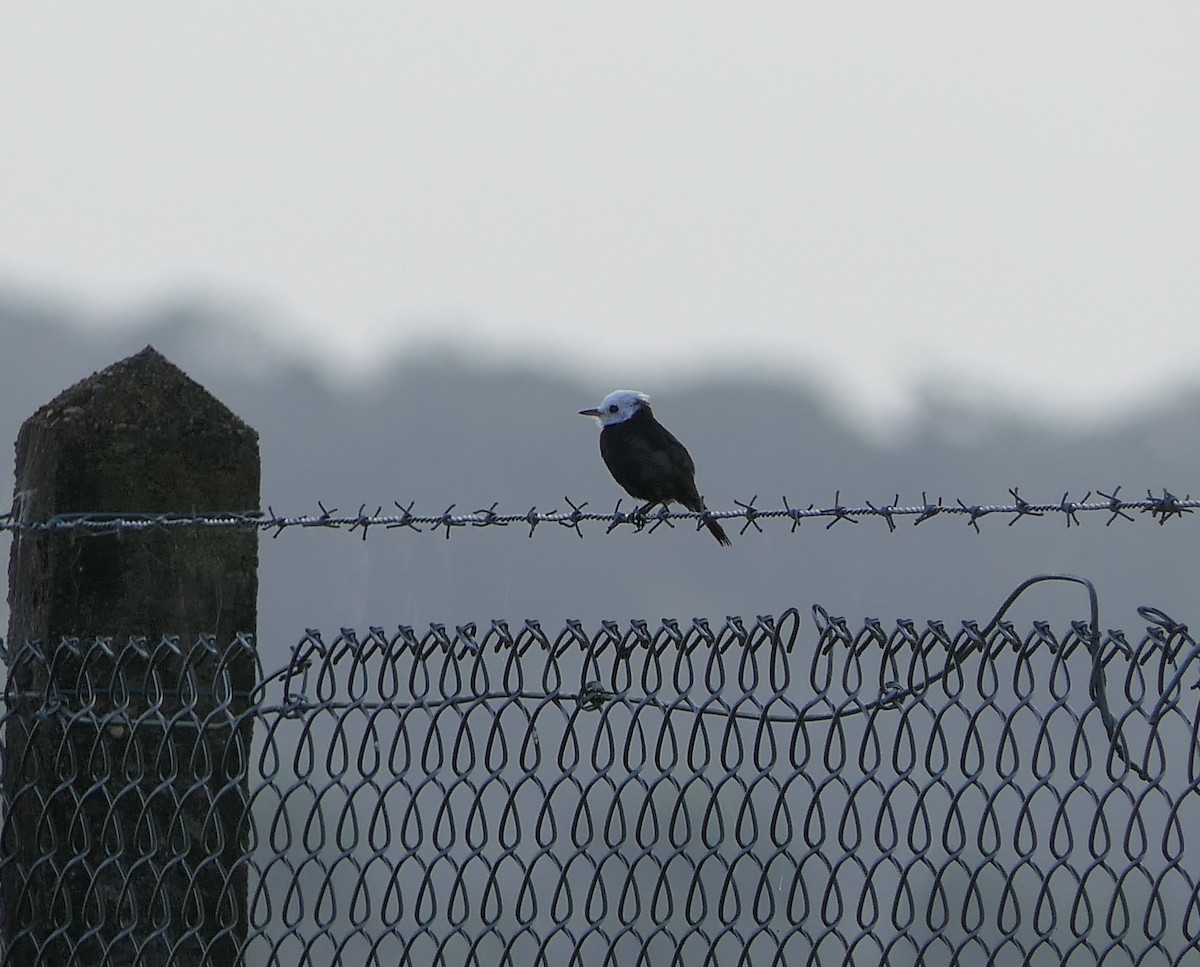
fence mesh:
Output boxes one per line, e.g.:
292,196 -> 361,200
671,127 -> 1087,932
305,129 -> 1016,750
3,583 -> 1200,965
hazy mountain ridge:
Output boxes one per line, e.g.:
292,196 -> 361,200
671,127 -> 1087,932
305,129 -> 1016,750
3,298 -> 1199,670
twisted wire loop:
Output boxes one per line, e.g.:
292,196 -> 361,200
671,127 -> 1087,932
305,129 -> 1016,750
0,485 -> 1194,538
3,600 -> 1200,964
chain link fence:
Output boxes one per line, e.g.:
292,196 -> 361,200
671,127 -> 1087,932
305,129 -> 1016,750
3,577 -> 1200,964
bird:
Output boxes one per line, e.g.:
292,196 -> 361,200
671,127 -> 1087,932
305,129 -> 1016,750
579,389 -> 731,546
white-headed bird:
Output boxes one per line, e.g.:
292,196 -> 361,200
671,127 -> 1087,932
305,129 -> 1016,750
579,390 -> 731,546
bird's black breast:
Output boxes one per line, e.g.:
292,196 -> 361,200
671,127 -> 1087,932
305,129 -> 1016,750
598,407 -> 701,507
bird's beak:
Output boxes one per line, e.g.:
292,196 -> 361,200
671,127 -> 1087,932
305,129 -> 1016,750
578,408 -> 602,417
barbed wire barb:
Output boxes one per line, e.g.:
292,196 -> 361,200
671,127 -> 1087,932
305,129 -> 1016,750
1145,488 -> 1194,525
1098,486 -> 1135,526
1006,486 -> 1042,526
864,494 -> 900,532
824,490 -> 858,530
914,492 -> 943,525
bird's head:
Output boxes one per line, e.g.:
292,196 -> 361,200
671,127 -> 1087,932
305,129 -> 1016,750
578,389 -> 650,427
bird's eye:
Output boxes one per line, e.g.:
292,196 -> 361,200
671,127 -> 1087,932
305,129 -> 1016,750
607,404 -> 618,413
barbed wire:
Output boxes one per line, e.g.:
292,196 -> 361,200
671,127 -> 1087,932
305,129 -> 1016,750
0,486 -> 1194,538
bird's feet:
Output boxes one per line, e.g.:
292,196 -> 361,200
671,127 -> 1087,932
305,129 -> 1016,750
631,501 -> 660,532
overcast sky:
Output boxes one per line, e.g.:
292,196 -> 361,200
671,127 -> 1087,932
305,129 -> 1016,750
2,5 -> 1198,428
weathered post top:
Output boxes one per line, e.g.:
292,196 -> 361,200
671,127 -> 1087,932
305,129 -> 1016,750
7,344 -> 259,646
12,343 -> 257,512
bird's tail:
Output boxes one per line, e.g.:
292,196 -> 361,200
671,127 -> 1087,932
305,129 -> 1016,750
687,496 -> 732,546
706,518 -> 732,546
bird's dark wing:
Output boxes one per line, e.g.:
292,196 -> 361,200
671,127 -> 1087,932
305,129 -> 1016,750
599,417 -> 701,507
596,408 -> 731,545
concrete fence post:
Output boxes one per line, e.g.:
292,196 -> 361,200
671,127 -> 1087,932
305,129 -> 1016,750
2,346 -> 259,966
